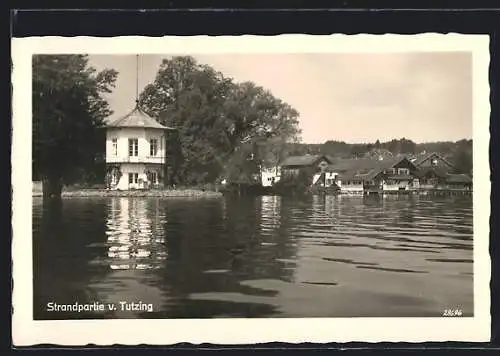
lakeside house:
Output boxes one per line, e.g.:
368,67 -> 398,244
281,154 -> 332,177
413,152 -> 472,191
280,154 -> 333,181
104,105 -> 175,190
440,173 -> 473,191
264,152 -> 472,195
261,166 -> 282,187
325,156 -> 420,195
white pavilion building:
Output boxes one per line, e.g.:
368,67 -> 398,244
104,105 -> 175,190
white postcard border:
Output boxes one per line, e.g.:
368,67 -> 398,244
12,34 -> 491,346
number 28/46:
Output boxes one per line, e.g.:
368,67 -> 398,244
443,309 -> 463,317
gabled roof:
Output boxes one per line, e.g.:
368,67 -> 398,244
338,168 -> 382,182
415,152 -> 454,168
281,154 -> 331,167
326,157 -> 405,173
413,167 -> 449,178
106,105 -> 175,130
329,156 -> 416,182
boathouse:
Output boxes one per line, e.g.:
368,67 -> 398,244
441,173 -> 473,191
280,154 -> 332,182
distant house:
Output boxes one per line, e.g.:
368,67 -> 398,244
260,166 -> 281,187
381,157 -> 420,192
441,173 -> 473,191
280,155 -> 333,185
105,105 -> 175,190
413,167 -> 449,190
326,156 -> 419,194
413,152 -> 472,191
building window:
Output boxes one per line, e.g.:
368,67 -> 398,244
128,173 -> 138,184
398,168 -> 410,175
112,138 -> 118,156
150,139 -> 158,156
128,138 -> 138,157
150,172 -> 158,184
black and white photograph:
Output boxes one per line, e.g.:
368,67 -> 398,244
12,34 -> 491,345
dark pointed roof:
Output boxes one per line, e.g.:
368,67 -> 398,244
415,152 -> 454,168
327,156 -> 416,181
413,167 -> 449,178
326,157 -> 403,173
107,105 -> 175,130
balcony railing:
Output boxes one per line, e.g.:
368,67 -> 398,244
106,155 -> 166,164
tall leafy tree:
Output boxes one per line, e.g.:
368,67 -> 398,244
32,55 -> 118,200
452,140 -> 473,174
139,56 -> 301,185
221,81 -> 301,182
139,56 -> 233,184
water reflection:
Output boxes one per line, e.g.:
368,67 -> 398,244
104,198 -> 166,270
33,194 -> 473,319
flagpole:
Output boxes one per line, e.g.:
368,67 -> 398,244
136,54 -> 139,105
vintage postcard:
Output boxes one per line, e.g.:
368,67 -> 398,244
12,34 -> 491,346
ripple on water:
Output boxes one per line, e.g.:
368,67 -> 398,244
32,195 -> 474,319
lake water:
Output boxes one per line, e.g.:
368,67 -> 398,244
32,194 -> 473,319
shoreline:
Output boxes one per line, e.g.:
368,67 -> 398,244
32,188 -> 223,198
31,187 -> 472,199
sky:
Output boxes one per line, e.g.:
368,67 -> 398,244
88,52 -> 472,144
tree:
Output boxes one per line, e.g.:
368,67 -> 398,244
221,81 -> 301,182
139,56 -> 234,184
139,56 -> 301,185
32,55 -> 118,201
350,144 -> 367,158
400,138 -> 416,154
453,144 -> 473,174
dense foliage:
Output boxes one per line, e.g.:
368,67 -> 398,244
32,54 -> 473,197
32,54 -> 118,198
138,56 -> 301,185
